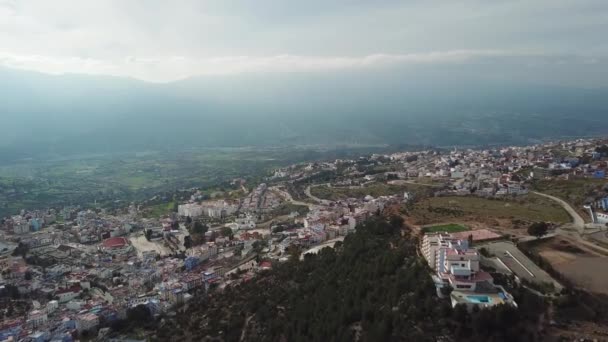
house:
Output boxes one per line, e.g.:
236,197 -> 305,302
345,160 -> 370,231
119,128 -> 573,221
422,233 -> 516,311
259,261 -> 272,270
56,286 -> 82,303
26,310 -> 48,329
101,237 -> 132,255
76,313 -> 99,333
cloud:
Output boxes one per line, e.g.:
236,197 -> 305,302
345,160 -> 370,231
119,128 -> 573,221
0,1 -> 607,83
0,50 -> 592,82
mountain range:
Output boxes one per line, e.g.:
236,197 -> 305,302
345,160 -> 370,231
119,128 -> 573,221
1,65 -> 607,163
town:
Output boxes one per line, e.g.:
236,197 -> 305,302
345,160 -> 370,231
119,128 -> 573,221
1,137 -> 608,341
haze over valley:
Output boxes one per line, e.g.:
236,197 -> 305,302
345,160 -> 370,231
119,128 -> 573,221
1,65 -> 607,162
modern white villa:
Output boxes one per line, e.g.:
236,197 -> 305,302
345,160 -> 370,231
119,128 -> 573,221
422,232 -> 517,311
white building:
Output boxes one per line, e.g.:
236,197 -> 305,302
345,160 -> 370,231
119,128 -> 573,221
46,300 -> 58,314
27,310 -> 48,329
178,203 -> 204,218
76,313 -> 99,333
422,233 -> 516,311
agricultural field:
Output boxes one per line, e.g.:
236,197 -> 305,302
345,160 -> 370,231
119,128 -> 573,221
310,182 -> 434,201
526,236 -> 608,295
0,147 -> 354,218
422,223 -> 469,233
409,194 -> 571,226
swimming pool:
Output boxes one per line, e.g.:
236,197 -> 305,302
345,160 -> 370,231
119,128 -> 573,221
466,295 -> 491,304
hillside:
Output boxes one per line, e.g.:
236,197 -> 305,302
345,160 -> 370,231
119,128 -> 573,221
149,216 -> 546,342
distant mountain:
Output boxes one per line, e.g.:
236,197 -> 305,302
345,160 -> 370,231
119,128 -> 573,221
1,66 -> 607,162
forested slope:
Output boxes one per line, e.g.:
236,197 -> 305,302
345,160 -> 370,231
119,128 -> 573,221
153,215 -> 546,342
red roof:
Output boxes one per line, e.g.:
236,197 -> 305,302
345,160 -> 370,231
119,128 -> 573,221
452,229 -> 501,242
259,261 -> 272,269
102,237 -> 129,249
56,285 -> 81,295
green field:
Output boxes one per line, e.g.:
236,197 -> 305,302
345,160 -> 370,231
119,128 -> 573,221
0,146 -> 397,217
310,182 -> 434,201
423,223 -> 469,233
143,201 -> 176,218
410,194 -> 571,225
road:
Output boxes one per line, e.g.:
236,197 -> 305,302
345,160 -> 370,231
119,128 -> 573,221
532,191 -> 585,232
271,186 -> 326,210
304,184 -> 332,205
300,236 -> 345,260
529,192 -> 608,256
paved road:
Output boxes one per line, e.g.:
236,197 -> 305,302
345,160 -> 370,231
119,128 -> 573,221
301,236 -> 345,260
532,191 -> 585,232
304,184 -> 332,205
271,186 -> 323,210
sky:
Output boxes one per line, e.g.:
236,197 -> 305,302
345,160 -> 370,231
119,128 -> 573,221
0,0 -> 607,84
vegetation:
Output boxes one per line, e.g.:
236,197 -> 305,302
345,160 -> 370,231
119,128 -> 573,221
151,216 -> 548,342
269,202 -> 310,217
410,195 -> 571,225
0,147 -> 370,218
143,201 -> 176,218
532,178 -> 608,210
423,223 -> 469,233
527,222 -> 549,239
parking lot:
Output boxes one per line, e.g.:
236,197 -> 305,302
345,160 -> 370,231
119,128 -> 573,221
480,241 -> 563,291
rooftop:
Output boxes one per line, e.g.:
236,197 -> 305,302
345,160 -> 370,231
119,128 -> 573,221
102,237 -> 129,249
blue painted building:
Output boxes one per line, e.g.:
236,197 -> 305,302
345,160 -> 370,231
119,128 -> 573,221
184,256 -> 200,271
30,218 -> 43,232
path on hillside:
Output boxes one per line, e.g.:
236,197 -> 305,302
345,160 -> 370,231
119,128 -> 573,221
532,191 -> 585,232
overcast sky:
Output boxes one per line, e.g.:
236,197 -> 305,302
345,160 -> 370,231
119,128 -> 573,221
0,0 -> 607,83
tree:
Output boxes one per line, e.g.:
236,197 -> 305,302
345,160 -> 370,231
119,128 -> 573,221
145,229 -> 153,241
12,242 -> 28,259
184,236 -> 193,249
528,222 -> 549,239
220,227 -> 234,239
193,221 -> 208,235
127,304 -> 152,324
389,215 -> 404,229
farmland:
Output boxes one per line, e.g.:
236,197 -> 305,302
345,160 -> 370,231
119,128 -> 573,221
0,147 -> 372,217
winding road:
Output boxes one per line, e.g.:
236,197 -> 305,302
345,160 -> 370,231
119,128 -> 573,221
532,191 -> 585,232
532,191 -> 608,255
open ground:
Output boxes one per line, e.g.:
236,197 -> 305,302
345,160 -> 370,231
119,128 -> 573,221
409,194 -> 571,228
526,236 -> 608,295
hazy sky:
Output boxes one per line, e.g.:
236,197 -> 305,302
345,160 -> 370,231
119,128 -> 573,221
0,0 -> 607,83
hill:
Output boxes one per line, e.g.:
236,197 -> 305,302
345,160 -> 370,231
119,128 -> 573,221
148,216 -> 546,342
